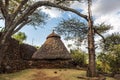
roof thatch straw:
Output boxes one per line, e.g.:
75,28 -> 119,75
32,31 -> 71,60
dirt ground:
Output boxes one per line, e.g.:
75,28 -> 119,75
32,71 -> 61,80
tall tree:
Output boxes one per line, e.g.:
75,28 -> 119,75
0,0 -> 105,77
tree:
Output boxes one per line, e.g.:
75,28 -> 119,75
97,33 -> 120,75
97,45 -> 120,75
103,33 -> 120,50
100,33 -> 120,75
108,45 -> 120,75
12,32 -> 27,44
0,0 -> 103,77
97,52 -> 110,73
70,49 -> 87,67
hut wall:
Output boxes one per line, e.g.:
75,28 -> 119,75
25,60 -> 72,69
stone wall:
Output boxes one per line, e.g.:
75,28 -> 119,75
20,43 -> 37,60
27,60 -> 72,69
1,37 -> 37,73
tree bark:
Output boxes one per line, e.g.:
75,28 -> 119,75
87,0 -> 96,77
0,33 -> 10,70
87,20 -> 96,77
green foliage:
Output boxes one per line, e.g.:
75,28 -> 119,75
55,18 -> 111,47
97,53 -> 110,73
97,45 -> 120,74
34,45 -> 40,49
70,49 -> 87,67
12,32 -> 27,44
55,18 -> 88,46
98,33 -> 120,74
107,45 -> 120,74
28,10 -> 48,27
103,33 -> 120,50
95,23 -> 112,34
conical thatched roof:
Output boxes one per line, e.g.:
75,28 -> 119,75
32,31 -> 71,60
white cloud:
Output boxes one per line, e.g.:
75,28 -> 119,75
70,1 -> 88,15
92,0 -> 120,34
70,0 -> 120,35
95,13 -> 120,33
41,7 -> 62,18
92,0 -> 120,16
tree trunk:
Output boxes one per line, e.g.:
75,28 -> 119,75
86,0 -> 96,77
0,32 -> 10,72
87,19 -> 96,77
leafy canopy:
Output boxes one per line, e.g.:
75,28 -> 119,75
55,18 -> 111,46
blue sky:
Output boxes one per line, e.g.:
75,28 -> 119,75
20,10 -> 86,47
20,12 -> 78,46
20,18 -> 60,46
0,0 -> 120,51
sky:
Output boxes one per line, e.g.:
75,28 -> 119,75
1,0 -> 120,51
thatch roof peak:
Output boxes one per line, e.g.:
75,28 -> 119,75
47,31 -> 60,39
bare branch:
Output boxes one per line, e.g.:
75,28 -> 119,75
56,0 -> 66,4
0,1 -> 2,8
7,1 -> 87,36
0,0 -> 9,19
14,1 -> 87,28
94,28 -> 105,43
12,20 -> 32,34
13,0 -> 29,19
5,0 -> 9,10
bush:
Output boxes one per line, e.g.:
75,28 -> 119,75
70,49 -> 87,67
97,45 -> 120,75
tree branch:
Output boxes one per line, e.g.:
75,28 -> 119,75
56,0 -> 66,4
0,0 -> 2,8
5,0 -> 9,11
56,0 -> 81,4
8,1 -> 87,36
15,1 -> 87,27
94,28 -> 105,43
13,0 -> 29,19
0,0 -> 8,19
12,19 -> 32,34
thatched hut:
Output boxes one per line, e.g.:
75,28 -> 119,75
32,31 -> 71,60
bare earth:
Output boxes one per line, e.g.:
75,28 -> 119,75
32,71 -> 61,80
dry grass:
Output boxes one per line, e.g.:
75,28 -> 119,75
0,69 -> 116,80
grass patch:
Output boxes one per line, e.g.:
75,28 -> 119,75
41,69 -> 86,80
0,69 -> 38,80
0,69 -> 116,80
